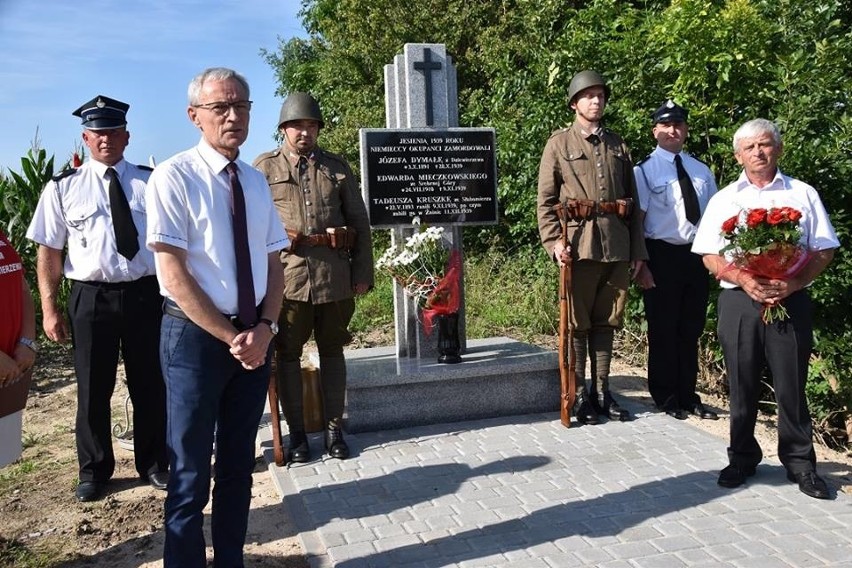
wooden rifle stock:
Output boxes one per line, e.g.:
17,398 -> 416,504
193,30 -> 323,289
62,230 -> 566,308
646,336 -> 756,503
267,374 -> 286,466
556,208 -> 576,427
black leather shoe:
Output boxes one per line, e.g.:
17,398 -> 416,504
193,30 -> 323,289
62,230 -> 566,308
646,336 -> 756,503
573,389 -> 599,425
717,464 -> 756,488
325,421 -> 350,459
147,471 -> 169,491
666,408 -> 688,420
76,481 -> 105,502
787,470 -> 831,499
690,402 -> 718,420
600,391 -> 629,421
288,431 -> 311,463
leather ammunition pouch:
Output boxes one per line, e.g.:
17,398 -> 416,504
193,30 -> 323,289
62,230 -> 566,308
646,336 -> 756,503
286,226 -> 357,251
553,198 -> 633,222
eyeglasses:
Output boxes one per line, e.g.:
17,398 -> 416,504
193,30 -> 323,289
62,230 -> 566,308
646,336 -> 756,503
193,100 -> 253,116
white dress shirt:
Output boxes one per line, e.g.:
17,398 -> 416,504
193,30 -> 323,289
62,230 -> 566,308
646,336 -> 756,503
145,138 -> 289,314
635,147 -> 717,245
692,169 -> 840,288
26,159 -> 156,282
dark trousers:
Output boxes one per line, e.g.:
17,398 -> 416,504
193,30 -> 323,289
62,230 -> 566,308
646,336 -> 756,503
68,276 -> 167,482
642,239 -> 710,410
275,298 -> 355,430
160,314 -> 271,568
717,288 -> 816,473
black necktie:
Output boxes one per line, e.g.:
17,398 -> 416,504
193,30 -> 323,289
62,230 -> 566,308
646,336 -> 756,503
675,154 -> 701,225
226,162 -> 257,327
107,167 -> 139,260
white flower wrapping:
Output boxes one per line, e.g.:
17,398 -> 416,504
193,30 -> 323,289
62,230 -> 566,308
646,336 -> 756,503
376,226 -> 450,308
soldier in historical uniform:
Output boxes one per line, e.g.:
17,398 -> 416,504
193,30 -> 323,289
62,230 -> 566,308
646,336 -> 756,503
537,70 -> 648,425
26,95 -> 168,502
634,100 -> 718,420
254,92 -> 374,462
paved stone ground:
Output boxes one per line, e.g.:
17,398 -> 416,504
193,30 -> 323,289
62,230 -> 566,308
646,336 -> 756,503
259,398 -> 852,568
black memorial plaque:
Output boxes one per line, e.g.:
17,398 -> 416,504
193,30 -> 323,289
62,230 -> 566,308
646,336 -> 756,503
360,128 -> 498,227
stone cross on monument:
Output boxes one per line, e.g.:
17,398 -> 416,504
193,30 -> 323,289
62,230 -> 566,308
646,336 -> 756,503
412,48 -> 442,126
384,43 -> 466,359
346,44 -> 553,434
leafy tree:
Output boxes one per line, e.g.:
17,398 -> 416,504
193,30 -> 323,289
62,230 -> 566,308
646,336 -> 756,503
270,0 -> 852,446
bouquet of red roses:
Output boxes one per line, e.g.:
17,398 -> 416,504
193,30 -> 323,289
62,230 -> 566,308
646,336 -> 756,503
719,206 -> 810,323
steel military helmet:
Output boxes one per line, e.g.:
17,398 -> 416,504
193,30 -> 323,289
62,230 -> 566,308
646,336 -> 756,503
567,70 -> 611,104
278,92 -> 324,129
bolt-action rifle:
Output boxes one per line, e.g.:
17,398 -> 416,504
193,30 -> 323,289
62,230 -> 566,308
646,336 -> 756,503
554,203 -> 576,427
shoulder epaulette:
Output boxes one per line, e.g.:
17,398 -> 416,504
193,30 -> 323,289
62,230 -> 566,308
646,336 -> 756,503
52,168 -> 77,182
137,164 -> 154,172
252,148 -> 280,166
548,127 -> 569,139
635,155 -> 651,167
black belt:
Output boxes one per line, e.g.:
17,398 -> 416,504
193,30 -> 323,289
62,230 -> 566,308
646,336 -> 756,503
162,299 -> 255,331
71,275 -> 158,290
645,238 -> 693,249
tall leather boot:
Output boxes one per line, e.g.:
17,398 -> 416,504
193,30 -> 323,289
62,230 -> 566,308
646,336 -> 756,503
325,417 -> 350,459
599,390 -> 629,421
590,329 -> 629,421
573,386 -> 599,425
319,356 -> 349,459
571,333 -> 598,425
277,359 -> 311,462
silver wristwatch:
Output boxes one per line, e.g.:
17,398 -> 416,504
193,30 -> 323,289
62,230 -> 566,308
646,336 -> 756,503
19,337 -> 39,354
259,318 -> 279,335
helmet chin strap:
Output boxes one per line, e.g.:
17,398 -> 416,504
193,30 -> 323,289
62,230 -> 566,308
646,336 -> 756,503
283,130 -> 313,157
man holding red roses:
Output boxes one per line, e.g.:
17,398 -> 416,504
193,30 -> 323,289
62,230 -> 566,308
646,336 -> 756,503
692,119 -> 840,499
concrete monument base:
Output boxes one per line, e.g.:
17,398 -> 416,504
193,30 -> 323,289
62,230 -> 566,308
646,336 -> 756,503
310,337 -> 559,433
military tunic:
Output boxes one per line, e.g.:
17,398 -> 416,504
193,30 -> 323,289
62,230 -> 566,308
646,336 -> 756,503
253,147 -> 374,303
253,145 -> 374,431
537,121 -> 647,263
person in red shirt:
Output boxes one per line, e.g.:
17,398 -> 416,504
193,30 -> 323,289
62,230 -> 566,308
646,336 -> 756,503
0,229 -> 37,467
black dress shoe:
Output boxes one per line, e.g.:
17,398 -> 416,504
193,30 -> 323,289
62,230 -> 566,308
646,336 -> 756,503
325,420 -> 350,459
717,464 -> 756,488
76,481 -> 105,502
288,431 -> 311,463
690,403 -> 718,420
661,407 -> 688,420
599,391 -> 629,421
573,389 -> 599,425
787,470 -> 831,499
147,471 -> 169,491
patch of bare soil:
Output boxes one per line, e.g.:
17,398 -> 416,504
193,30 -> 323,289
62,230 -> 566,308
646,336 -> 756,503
2,328 -> 850,567
0,343 -> 308,568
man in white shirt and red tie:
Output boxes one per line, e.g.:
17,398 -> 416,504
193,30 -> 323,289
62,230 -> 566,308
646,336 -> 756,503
146,67 -> 288,567
27,95 -> 168,502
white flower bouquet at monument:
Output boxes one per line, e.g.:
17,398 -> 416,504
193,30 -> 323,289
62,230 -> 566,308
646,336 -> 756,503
376,225 -> 461,331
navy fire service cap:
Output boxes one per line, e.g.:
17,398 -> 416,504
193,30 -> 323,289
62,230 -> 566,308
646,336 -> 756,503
72,95 -> 129,130
652,99 -> 688,124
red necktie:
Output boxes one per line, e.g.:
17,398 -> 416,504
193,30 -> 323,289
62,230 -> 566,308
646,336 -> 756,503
226,162 -> 257,327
